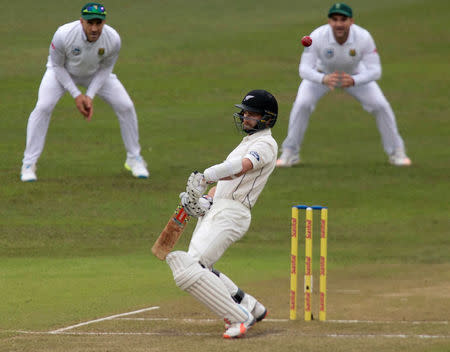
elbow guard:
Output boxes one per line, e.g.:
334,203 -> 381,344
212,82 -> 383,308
203,158 -> 243,183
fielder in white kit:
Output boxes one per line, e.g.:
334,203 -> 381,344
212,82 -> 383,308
20,2 -> 149,182
166,90 -> 278,338
277,3 -> 411,167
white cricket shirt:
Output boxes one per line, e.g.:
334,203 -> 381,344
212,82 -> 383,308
46,20 -> 121,98
299,24 -> 382,86
213,129 -> 278,209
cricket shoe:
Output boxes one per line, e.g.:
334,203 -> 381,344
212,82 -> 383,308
21,164 -> 37,182
276,150 -> 300,168
124,156 -> 149,178
389,150 -> 412,166
223,308 -> 255,339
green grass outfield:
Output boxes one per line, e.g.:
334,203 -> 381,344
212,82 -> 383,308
1,0 -> 449,351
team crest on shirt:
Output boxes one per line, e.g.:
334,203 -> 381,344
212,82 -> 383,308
249,151 -> 260,161
71,47 -> 81,56
349,49 -> 356,56
324,48 -> 334,59
98,48 -> 105,56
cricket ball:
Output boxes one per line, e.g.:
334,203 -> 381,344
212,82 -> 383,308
301,36 -> 312,47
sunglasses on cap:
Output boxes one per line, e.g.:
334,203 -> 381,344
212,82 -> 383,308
82,4 -> 107,15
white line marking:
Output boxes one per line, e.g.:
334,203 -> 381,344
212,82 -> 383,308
13,330 -> 214,337
324,333 -> 449,339
118,318 -> 216,323
327,320 -> 448,325
7,330 -> 449,339
49,306 -> 160,333
332,289 -> 361,294
117,317 -> 290,323
117,317 -> 448,325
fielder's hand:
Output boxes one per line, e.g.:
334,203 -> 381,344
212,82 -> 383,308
338,72 -> 355,88
322,72 -> 340,90
186,171 -> 207,199
75,94 -> 93,121
323,71 -> 354,90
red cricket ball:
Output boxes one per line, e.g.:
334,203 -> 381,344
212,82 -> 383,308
301,36 -> 312,47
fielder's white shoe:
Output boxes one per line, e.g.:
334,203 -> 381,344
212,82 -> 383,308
276,150 -> 300,168
21,164 -> 37,182
389,150 -> 412,166
223,308 -> 255,339
124,156 -> 149,178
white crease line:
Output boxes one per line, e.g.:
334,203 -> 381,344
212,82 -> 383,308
332,290 -> 361,294
324,333 -> 449,339
12,330 -> 213,336
117,317 -> 447,325
117,318 -> 289,323
7,330 -> 449,339
49,306 -> 160,333
118,318 -> 216,323
326,320 -> 448,325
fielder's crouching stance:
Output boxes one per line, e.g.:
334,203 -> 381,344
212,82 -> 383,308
167,90 -> 278,339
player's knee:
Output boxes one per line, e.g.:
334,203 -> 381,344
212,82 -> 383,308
34,102 -> 55,117
114,98 -> 135,116
296,100 -> 315,115
364,100 -> 390,114
166,251 -> 205,290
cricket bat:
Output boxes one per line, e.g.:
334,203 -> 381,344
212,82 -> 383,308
151,204 -> 190,260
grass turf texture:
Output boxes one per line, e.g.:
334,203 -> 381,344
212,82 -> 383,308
1,0 -> 449,351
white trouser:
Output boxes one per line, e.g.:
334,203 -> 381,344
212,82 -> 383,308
281,79 -> 406,156
188,199 -> 251,269
22,69 -> 141,165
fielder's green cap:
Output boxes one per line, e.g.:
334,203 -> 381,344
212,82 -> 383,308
328,3 -> 353,18
81,2 -> 107,20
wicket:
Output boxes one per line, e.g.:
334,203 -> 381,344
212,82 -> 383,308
290,205 -> 328,321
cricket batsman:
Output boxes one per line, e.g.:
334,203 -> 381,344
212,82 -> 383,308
165,90 -> 278,338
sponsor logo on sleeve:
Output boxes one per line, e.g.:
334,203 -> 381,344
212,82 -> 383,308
249,151 -> 260,161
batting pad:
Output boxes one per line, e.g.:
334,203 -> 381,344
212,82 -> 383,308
166,251 -> 249,323
166,251 -> 204,290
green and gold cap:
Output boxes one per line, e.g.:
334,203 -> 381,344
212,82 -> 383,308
328,3 -> 353,18
81,2 -> 107,20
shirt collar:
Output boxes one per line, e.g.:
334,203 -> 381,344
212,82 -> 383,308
243,128 -> 272,141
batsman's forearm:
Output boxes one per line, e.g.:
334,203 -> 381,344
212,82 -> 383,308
204,158 -> 243,182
